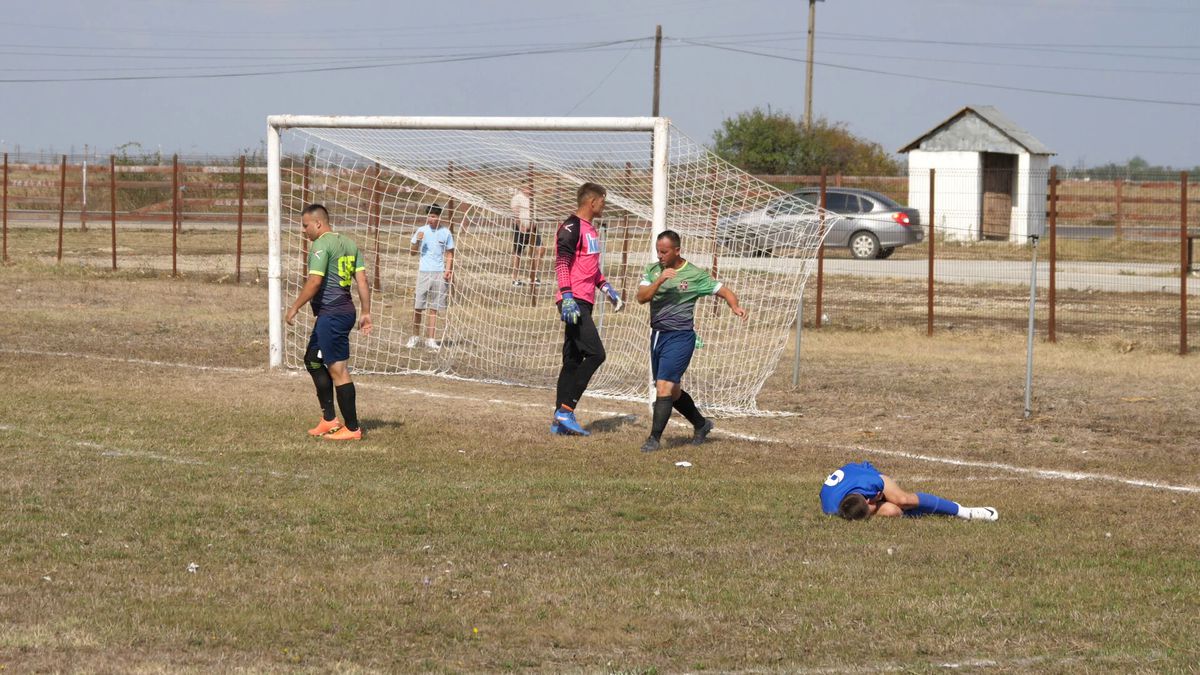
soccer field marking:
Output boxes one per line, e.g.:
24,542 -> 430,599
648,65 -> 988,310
7,347 -> 1200,495
0,424 -> 310,481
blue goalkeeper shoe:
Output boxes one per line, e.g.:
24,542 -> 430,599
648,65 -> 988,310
553,407 -> 590,436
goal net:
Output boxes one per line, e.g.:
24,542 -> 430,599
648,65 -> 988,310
267,116 -> 835,416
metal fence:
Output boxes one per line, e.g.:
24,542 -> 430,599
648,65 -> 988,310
1,154 -> 1195,352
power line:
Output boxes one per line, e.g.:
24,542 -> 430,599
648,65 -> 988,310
681,39 -> 1200,108
0,38 -> 651,84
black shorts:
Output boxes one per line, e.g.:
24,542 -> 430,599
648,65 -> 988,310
513,228 -> 543,255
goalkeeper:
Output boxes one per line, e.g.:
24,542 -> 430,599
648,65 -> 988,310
284,204 -> 371,441
635,230 -> 746,453
821,461 -> 998,521
551,182 -> 624,436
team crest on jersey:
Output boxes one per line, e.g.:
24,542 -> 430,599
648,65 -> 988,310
584,232 -> 600,254
679,280 -> 689,291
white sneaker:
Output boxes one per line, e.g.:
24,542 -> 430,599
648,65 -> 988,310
964,506 -> 999,522
424,338 -> 441,350
405,335 -> 420,349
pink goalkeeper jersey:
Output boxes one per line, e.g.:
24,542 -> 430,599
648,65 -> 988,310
554,214 -> 607,305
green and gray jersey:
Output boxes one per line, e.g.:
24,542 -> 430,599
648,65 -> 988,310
307,232 -> 364,316
640,261 -> 722,331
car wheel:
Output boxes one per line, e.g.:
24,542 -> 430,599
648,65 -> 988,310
849,231 -> 880,259
878,246 -> 896,259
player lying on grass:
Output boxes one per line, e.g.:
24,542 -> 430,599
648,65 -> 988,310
821,461 -> 998,521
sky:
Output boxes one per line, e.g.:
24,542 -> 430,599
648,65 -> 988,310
1,0 -> 1198,168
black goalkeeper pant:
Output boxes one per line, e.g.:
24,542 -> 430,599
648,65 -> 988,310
556,300 -> 606,411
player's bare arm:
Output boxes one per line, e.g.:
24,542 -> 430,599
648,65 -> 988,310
409,229 -> 425,255
444,249 -> 454,282
285,273 -> 324,326
715,286 -> 748,320
354,270 -> 372,335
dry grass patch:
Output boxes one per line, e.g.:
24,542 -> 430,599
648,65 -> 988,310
1,265 -> 1198,671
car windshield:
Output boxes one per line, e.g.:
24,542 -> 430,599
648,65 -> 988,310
860,191 -> 904,210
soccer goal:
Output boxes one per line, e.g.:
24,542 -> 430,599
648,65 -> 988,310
267,115 -> 834,416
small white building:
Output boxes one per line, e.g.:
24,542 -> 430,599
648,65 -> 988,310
900,106 -> 1054,242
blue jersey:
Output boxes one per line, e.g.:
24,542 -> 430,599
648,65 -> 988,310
820,461 -> 885,515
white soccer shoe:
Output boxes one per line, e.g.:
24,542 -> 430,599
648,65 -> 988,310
964,506 -> 999,522
425,338 -> 441,351
405,335 -> 420,349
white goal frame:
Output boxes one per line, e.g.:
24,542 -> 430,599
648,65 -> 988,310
266,115 -> 670,369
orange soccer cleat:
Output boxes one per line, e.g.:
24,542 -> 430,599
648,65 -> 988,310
323,426 -> 363,441
307,417 -> 343,437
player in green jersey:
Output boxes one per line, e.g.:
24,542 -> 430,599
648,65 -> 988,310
635,230 -> 747,452
285,204 -> 372,440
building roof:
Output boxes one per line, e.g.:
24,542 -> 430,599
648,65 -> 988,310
899,105 -> 1054,155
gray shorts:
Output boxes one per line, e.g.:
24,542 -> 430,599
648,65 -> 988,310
415,271 -> 448,311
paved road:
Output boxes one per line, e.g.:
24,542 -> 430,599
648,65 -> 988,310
720,257 -> 1199,295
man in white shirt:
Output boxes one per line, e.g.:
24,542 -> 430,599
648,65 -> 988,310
509,185 -> 544,286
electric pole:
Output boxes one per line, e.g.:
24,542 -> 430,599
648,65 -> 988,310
804,0 -> 824,130
652,24 -> 663,116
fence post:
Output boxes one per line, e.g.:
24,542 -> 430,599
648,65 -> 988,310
815,168 -> 826,328
171,154 -> 179,277
1113,178 -> 1123,241
110,155 -> 117,270
927,169 -> 935,337
236,155 -> 246,283
58,154 -> 66,264
2,152 -> 7,264
80,158 -> 88,232
1049,167 -> 1058,343
1182,171 -> 1189,356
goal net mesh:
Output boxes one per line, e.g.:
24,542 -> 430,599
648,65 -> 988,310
277,121 -> 834,415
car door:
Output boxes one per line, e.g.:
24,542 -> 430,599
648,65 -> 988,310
822,192 -> 860,246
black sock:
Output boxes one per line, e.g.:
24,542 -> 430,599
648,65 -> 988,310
672,390 -> 707,429
650,396 -> 673,440
335,383 -> 359,431
307,364 -> 336,422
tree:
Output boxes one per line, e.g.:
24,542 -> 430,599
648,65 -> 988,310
711,108 -> 902,176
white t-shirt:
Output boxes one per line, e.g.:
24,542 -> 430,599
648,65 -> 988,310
510,190 -> 532,228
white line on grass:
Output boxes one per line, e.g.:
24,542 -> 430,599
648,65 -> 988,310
7,347 -> 1199,495
0,424 -> 310,480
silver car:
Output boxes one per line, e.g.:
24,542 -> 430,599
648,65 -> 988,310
719,187 -> 923,259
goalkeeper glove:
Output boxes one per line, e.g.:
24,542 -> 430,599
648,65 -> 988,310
560,292 -> 581,324
600,282 -> 624,313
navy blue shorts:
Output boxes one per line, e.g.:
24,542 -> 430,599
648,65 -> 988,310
307,312 -> 356,365
650,329 -> 696,384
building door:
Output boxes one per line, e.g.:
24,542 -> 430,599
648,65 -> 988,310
981,152 -> 1017,239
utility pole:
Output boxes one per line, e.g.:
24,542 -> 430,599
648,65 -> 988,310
652,24 -> 663,116
804,0 -> 824,130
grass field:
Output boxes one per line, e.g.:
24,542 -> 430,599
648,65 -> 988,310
2,264 -> 1199,672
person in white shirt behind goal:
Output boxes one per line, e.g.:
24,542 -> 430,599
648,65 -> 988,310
510,185 -> 545,287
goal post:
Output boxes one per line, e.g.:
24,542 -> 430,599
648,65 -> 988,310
266,115 -> 832,416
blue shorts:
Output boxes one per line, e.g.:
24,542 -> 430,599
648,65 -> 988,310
307,312 -> 356,365
650,329 -> 696,384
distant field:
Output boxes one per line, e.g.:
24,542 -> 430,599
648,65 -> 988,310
1,265 -> 1198,671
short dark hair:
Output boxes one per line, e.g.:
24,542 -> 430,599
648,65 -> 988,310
301,203 -> 329,223
657,230 -> 681,249
426,204 -> 443,216
576,182 -> 606,206
838,494 -> 871,521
